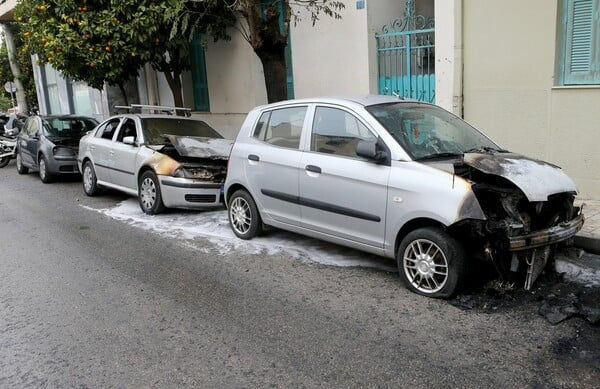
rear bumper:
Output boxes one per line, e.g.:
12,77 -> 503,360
509,213 -> 585,251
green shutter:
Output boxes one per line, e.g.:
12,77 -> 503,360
189,36 -> 210,111
564,0 -> 600,84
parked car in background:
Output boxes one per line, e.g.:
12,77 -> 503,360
16,115 -> 98,182
78,105 -> 232,214
224,95 -> 584,298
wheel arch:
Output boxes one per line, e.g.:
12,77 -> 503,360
225,183 -> 250,207
394,218 -> 447,257
137,165 -> 155,185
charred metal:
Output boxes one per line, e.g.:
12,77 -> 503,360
447,156 -> 584,290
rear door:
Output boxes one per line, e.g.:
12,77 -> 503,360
109,118 -> 140,190
241,105 -> 309,226
299,106 -> 390,248
18,118 -> 40,167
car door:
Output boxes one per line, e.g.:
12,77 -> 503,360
241,105 -> 309,226
109,118 -> 140,190
299,106 -> 390,249
88,117 -> 122,183
19,118 -> 41,168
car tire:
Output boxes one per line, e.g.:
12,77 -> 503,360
0,156 -> 9,168
16,151 -> 28,174
82,161 -> 102,196
228,189 -> 263,240
38,154 -> 53,183
397,227 -> 467,298
138,171 -> 165,215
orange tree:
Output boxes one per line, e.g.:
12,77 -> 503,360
15,1 -> 234,106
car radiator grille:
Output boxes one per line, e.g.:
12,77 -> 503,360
185,194 -> 217,203
59,165 -> 75,172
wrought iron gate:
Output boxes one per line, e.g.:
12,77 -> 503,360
376,1 -> 435,102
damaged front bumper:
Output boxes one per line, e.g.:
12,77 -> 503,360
508,212 -> 584,252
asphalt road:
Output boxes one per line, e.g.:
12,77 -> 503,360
0,161 -> 598,388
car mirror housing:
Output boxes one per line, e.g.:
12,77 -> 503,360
356,139 -> 388,163
123,136 -> 136,146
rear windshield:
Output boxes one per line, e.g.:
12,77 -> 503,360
142,118 -> 222,145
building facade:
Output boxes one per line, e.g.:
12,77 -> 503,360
1,0 -> 598,198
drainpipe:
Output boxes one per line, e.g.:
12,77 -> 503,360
434,0 -> 463,116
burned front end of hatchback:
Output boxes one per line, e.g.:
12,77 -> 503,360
449,153 -> 584,289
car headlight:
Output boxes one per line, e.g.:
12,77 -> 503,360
53,146 -> 75,157
172,167 -> 186,178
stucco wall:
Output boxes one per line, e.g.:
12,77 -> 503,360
462,0 -> 600,199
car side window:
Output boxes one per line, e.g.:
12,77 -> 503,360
116,119 -> 137,143
311,107 -> 377,158
252,106 -> 307,149
96,118 -> 121,140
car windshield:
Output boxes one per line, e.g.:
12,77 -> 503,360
142,118 -> 223,145
366,103 -> 501,160
43,117 -> 98,138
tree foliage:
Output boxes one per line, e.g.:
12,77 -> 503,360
175,0 -> 345,103
14,0 -> 234,106
0,24 -> 36,110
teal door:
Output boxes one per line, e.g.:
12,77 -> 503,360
189,36 -> 210,111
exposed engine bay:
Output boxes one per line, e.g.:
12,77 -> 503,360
157,135 -> 233,182
443,152 -> 584,289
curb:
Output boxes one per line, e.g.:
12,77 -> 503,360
574,233 -> 600,255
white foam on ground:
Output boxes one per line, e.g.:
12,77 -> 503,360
82,199 -> 396,272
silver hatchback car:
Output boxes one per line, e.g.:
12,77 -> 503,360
224,96 -> 584,298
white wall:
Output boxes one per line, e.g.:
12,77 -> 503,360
462,0 -> 600,199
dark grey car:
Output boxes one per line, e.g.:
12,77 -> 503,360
16,115 -> 98,183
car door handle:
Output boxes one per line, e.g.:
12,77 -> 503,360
248,154 -> 259,162
305,165 -> 321,174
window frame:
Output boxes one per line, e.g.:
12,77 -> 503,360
556,0 -> 600,85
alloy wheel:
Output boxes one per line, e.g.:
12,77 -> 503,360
140,177 -> 157,210
402,238 -> 449,294
229,196 -> 252,235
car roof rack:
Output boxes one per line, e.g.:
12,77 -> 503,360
114,104 -> 192,117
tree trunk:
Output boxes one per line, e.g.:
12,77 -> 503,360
2,24 -> 28,114
256,47 -> 287,103
163,70 -> 184,113
117,82 -> 129,106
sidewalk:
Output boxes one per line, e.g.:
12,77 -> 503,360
576,199 -> 600,254
555,199 -> 600,287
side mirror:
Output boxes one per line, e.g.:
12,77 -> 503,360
356,139 -> 388,163
123,136 -> 137,146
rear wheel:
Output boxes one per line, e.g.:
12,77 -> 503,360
38,155 -> 53,183
228,189 -> 262,240
16,151 -> 28,174
397,227 -> 467,298
138,171 -> 165,215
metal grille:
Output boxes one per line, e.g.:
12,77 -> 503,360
185,194 -> 217,203
375,1 -> 435,103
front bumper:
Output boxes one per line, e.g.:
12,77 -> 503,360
159,176 -> 224,209
508,212 -> 584,251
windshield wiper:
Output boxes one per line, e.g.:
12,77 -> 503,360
464,146 -> 508,154
414,152 -> 463,161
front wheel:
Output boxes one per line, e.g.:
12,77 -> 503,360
16,151 -> 28,174
228,189 -> 262,240
39,155 -> 53,183
397,227 -> 467,298
0,156 -> 9,168
138,171 -> 165,215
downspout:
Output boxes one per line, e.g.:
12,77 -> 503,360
434,0 -> 463,116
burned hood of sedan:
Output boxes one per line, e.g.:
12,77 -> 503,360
164,135 -> 233,160
462,153 -> 577,201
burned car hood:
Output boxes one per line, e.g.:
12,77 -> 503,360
463,152 -> 577,201
164,135 -> 233,160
